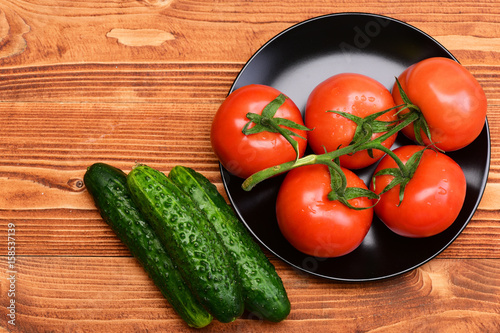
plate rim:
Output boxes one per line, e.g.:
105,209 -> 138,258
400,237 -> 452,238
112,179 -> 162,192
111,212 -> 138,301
230,12 -> 457,90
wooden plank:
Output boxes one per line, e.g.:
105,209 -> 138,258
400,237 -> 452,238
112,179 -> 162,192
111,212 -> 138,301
0,209 -> 498,258
0,1 -> 499,68
0,257 -> 498,332
0,63 -> 240,103
0,63 -> 499,103
0,100 -> 498,169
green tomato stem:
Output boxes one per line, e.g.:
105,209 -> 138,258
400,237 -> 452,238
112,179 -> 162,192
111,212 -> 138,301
241,108 -> 420,191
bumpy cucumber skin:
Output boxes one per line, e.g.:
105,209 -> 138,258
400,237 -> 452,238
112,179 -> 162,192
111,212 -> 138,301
169,166 -> 291,322
126,165 -> 244,323
83,163 -> 212,328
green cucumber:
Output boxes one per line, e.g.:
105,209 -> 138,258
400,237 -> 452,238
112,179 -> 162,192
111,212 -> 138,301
126,165 -> 244,323
83,163 -> 212,328
169,166 -> 291,322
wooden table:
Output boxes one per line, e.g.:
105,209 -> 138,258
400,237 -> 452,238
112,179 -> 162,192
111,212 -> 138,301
1,1 -> 499,332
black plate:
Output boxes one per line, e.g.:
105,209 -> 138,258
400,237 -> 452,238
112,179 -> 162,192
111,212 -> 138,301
220,13 -> 491,282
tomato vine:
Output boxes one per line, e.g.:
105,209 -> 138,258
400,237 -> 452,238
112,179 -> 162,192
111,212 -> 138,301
241,79 -> 428,207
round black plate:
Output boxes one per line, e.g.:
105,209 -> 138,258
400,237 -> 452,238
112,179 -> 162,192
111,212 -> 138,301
220,13 -> 491,282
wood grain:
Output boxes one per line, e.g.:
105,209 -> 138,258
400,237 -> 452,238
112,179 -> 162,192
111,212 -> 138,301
1,0 -> 500,332
0,0 -> 498,67
0,257 -> 499,332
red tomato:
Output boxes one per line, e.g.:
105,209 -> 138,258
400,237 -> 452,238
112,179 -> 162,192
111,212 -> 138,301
211,84 -> 307,179
305,73 -> 397,169
393,57 -> 487,151
370,145 -> 467,238
276,164 -> 373,258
